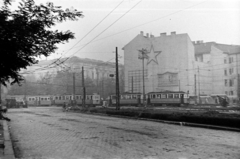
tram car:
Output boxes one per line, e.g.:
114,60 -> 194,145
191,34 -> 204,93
109,93 -> 142,106
53,93 -> 101,106
147,91 -> 188,106
109,91 -> 189,107
27,95 -> 52,106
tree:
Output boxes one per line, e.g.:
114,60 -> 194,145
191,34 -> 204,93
0,0 -> 83,85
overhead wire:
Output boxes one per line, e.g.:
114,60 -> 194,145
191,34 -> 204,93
21,0 -> 125,74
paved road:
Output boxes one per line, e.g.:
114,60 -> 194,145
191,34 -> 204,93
6,107 -> 240,159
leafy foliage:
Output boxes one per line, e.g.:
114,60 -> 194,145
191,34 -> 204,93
0,0 -> 83,85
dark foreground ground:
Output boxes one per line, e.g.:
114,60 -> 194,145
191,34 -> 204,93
6,107 -> 240,159
72,105 -> 240,129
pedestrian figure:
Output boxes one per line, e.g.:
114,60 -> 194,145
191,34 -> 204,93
0,104 -> 11,121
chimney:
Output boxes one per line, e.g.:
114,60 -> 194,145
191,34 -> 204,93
150,34 -> 154,38
171,31 -> 176,35
160,32 -> 166,36
140,31 -> 144,36
146,33 -> 149,38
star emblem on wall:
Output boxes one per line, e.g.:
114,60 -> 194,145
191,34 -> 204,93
147,45 -> 161,65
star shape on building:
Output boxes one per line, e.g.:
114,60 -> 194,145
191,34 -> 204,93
147,45 -> 161,65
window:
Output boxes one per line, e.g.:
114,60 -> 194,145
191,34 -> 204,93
224,69 -> 227,76
161,94 -> 167,98
229,79 -> 234,87
225,79 -> 228,86
229,68 -> 234,75
229,57 -> 234,63
224,58 -> 227,64
225,91 -> 228,95
174,94 -> 180,98
168,94 -> 173,98
229,91 -> 234,95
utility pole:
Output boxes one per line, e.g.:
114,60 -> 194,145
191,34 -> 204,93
132,76 -> 134,93
116,47 -> 120,110
73,72 -> 76,105
82,67 -> 86,107
0,83 -> 2,105
198,66 -> 200,104
24,79 -> 27,107
102,78 -> 104,99
138,48 -> 147,107
178,80 -> 180,91
194,74 -> 197,104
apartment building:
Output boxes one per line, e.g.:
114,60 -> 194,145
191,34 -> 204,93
123,31 -> 240,104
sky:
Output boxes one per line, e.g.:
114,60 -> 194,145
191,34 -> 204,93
4,0 -> 240,64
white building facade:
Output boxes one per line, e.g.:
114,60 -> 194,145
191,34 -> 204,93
123,31 -> 240,104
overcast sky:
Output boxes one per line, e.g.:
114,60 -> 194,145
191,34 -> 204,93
7,0 -> 240,64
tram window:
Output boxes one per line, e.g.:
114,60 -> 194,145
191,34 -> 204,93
174,94 -> 180,98
161,94 -> 166,98
156,94 -> 161,98
168,94 -> 173,98
90,96 -> 93,100
59,96 -> 62,100
62,96 -> 65,100
66,96 -> 69,100
152,94 -> 156,99
55,96 -> 58,100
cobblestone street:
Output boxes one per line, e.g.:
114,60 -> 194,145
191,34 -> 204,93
6,107 -> 240,159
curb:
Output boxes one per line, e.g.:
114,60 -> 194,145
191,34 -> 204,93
2,120 -> 15,159
72,110 -> 240,132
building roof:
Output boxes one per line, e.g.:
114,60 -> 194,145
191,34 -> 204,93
194,41 -> 240,55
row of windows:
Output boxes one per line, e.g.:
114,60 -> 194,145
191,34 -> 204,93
28,97 -> 50,101
55,95 -> 93,100
224,68 -> 234,75
28,95 -> 99,101
225,91 -> 234,96
224,79 -> 235,87
112,93 -> 184,99
224,57 -> 234,64
148,93 -> 181,99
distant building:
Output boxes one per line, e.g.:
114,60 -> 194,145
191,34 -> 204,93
123,31 -> 240,104
194,41 -> 240,103
24,56 -> 123,80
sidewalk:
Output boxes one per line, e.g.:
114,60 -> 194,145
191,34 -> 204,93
0,120 -> 15,159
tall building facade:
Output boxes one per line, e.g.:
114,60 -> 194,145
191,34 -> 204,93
123,31 -> 240,104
